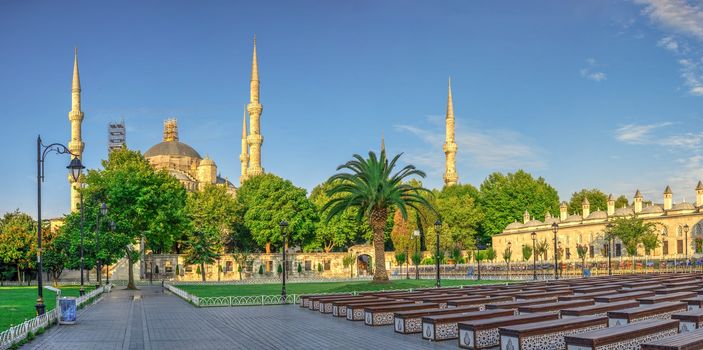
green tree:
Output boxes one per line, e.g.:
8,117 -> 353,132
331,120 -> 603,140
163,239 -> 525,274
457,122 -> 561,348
576,244 -> 588,267
434,184 -> 483,249
521,244 -> 533,262
614,195 -> 629,209
309,180 -> 370,252
568,189 -> 608,215
342,254 -> 354,278
81,148 -> 188,289
485,247 -> 497,262
478,170 -> 559,240
535,239 -> 550,261
237,174 -> 319,253
394,251 -> 407,276
390,209 -> 413,253
323,150 -> 435,282
187,184 -> 240,251
607,216 -> 658,273
0,210 -> 38,284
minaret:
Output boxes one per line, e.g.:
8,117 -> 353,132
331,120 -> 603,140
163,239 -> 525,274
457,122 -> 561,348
240,108 -> 249,185
246,36 -> 264,176
68,48 -> 85,212
443,77 -> 458,186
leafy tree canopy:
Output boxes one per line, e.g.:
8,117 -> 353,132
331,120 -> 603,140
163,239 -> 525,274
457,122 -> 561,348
568,189 -> 608,215
309,180 -> 370,252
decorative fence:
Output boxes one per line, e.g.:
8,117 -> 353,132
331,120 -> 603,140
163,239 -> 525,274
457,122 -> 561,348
0,284 -> 109,350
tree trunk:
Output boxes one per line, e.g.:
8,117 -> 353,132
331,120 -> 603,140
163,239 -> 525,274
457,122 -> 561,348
16,265 -> 20,284
127,248 -> 137,290
369,207 -> 389,282
265,242 -> 271,254
200,263 -> 206,281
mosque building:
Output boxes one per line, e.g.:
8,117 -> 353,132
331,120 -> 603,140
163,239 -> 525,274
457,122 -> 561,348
67,38 -> 264,210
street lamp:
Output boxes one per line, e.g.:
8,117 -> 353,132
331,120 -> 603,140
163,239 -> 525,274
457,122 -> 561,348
413,230 -> 421,280
35,136 -> 84,315
78,182 -> 86,296
279,220 -> 289,304
476,243 -> 485,280
95,202 -> 107,288
507,241 -> 512,280
606,223 -> 613,276
551,222 -> 559,280
684,224 -> 690,271
434,220 -> 442,288
531,232 -> 537,280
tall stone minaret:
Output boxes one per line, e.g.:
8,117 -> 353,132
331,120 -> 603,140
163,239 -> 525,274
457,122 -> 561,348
68,48 -> 85,212
443,78 -> 458,186
240,108 -> 249,185
246,36 -> 264,177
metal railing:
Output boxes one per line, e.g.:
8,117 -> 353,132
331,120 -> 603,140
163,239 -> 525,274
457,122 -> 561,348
0,285 -> 108,350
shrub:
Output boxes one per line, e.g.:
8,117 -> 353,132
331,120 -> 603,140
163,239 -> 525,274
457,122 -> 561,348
297,262 -> 302,274
258,265 -> 264,275
196,265 -> 201,275
277,264 -> 283,274
317,262 -> 323,273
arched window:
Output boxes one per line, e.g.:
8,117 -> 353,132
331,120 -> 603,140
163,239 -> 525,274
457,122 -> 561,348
577,234 -> 582,244
677,226 -> 683,237
662,227 -> 668,237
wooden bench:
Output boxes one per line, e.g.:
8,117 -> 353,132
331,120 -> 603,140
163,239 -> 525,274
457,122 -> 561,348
672,309 -> 703,332
394,306 -> 480,334
607,301 -> 688,326
558,291 -> 615,302
309,294 -> 366,311
420,295 -> 481,309
457,312 -> 559,349
655,285 -> 700,294
641,326 -> 703,350
318,295 -> 379,314
329,297 -> 387,316
447,296 -> 514,310
572,285 -> 620,294
515,290 -> 572,300
560,300 -> 639,318
301,293 -> 350,309
498,315 -> 608,350
564,319 -> 679,350
485,297 -> 557,310
637,291 -> 698,305
363,302 -> 439,326
345,299 -> 410,321
421,309 -> 516,341
620,284 -> 665,293
683,296 -> 703,311
517,300 -> 594,314
593,290 -> 655,303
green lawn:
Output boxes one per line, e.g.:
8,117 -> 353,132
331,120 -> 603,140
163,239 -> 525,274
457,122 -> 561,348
179,279 -> 502,298
0,285 -> 95,332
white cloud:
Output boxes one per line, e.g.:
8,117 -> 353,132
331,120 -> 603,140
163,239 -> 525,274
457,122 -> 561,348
580,58 -> 607,82
657,35 -> 682,52
636,0 -> 703,40
614,122 -> 672,143
396,118 -> 544,173
678,58 -> 703,95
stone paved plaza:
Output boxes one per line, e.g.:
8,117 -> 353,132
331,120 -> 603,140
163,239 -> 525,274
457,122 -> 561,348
25,286 -> 453,350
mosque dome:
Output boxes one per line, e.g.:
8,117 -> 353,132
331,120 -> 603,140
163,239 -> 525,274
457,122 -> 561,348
525,219 -> 543,227
506,221 -> 524,230
614,207 -> 634,217
641,205 -> 664,214
543,217 -> 560,225
144,141 -> 202,160
586,211 -> 608,220
671,202 -> 695,211
564,214 -> 582,223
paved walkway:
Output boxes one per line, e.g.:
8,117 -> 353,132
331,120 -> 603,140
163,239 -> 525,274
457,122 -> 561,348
25,286 -> 455,350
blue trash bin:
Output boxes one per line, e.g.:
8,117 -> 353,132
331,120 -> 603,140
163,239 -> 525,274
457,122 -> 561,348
59,297 -> 77,324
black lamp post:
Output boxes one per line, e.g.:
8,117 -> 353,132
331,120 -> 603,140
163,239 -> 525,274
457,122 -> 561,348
96,202 -> 107,288
78,182 -> 86,296
606,223 -> 613,276
507,241 -> 512,280
280,220 -> 288,304
413,230 -> 420,280
684,224 -> 690,271
531,232 -> 537,280
36,136 -> 84,315
476,243 -> 485,281
551,222 -> 559,280
434,220 -> 442,288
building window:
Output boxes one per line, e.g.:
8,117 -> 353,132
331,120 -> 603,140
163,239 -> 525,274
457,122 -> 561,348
677,226 -> 683,237
226,261 -> 233,272
589,245 -> 595,258
324,260 -> 331,271
602,244 -> 609,258
565,248 -> 571,260
304,260 -> 311,271
677,240 -> 684,254
663,241 -> 669,255
266,260 -> 273,273
164,261 -> 173,273
185,265 -> 193,273
615,243 -> 622,257
577,234 -> 582,244
662,227 -> 668,237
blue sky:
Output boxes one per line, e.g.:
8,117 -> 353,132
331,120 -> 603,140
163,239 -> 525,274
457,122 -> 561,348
2,0 -> 703,218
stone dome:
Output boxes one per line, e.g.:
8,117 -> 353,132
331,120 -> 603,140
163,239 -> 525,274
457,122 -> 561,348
614,207 -> 634,217
641,205 -> 664,214
671,202 -> 695,211
144,141 -> 202,160
564,214 -> 582,223
543,217 -> 560,225
200,157 -> 216,166
525,219 -> 543,227
586,210 -> 608,220
506,221 -> 524,230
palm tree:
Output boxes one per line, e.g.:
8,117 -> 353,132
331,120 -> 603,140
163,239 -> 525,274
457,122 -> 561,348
323,150 -> 434,282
